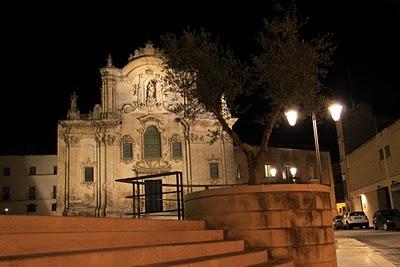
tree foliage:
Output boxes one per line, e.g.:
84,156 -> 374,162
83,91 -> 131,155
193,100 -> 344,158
161,8 -> 334,184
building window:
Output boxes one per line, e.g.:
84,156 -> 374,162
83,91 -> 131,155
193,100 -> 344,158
27,204 -> 36,213
84,167 -> 94,182
122,142 -> 133,159
51,203 -> 57,211
379,148 -> 384,160
52,186 -> 57,199
384,145 -> 391,157
53,166 -> 57,174
171,141 -> 182,158
2,187 -> 10,201
264,164 -> 277,178
209,163 -> 219,179
29,186 -> 36,200
144,126 -> 161,158
3,167 -> 10,176
236,165 -> 241,179
29,166 -> 36,175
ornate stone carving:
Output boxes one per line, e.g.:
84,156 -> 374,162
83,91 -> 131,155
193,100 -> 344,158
67,92 -> 80,120
102,180 -> 116,191
121,103 -> 138,113
188,133 -> 205,143
221,94 -> 231,120
206,154 -> 221,162
133,159 -> 172,172
169,134 -> 180,142
129,42 -> 163,61
64,134 -> 80,147
95,132 -> 106,143
106,134 -> 118,145
137,115 -> 164,128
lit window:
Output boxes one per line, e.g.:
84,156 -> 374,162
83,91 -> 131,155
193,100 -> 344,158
210,163 -> 219,179
172,142 -> 182,158
3,167 -> 10,176
236,165 -> 241,179
84,167 -> 94,182
264,164 -> 277,178
384,145 -> 390,157
144,126 -> 161,158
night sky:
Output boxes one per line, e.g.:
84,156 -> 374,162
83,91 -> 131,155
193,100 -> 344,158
1,1 -> 399,160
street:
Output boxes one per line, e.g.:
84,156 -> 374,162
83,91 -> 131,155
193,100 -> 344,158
335,229 -> 400,266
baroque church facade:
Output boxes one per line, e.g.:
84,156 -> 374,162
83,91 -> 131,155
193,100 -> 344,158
57,43 -> 237,217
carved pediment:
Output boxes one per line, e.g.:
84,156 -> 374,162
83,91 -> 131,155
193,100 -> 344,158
137,115 -> 164,127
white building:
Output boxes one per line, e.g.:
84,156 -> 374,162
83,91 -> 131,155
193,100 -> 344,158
0,155 -> 58,215
341,119 -> 400,223
56,43 -> 237,217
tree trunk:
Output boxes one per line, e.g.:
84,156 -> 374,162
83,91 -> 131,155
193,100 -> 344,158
245,149 -> 265,185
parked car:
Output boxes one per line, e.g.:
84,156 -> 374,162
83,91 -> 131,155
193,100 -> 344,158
333,215 -> 344,230
373,209 -> 400,231
343,211 -> 369,229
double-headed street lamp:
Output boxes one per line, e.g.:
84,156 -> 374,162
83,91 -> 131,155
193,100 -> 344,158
285,103 -> 343,183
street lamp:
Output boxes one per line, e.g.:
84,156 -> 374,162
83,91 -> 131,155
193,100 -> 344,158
285,103 -> 343,183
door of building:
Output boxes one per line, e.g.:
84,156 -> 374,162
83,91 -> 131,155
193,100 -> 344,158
377,186 -> 391,209
145,179 -> 163,213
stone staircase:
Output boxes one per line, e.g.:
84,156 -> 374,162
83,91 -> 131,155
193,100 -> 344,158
0,215 -> 275,266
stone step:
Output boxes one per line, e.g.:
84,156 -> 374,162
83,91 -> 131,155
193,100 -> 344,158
0,240 -> 245,267
0,215 -> 205,233
0,229 -> 224,257
144,249 -> 268,266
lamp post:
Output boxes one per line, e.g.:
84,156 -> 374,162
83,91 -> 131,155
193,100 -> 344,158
285,103 -> 343,183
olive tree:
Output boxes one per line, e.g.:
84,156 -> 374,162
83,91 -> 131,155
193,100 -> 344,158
161,10 -> 334,184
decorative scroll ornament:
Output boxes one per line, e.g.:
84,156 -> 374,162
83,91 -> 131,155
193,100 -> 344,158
102,180 -> 116,191
122,103 -> 138,113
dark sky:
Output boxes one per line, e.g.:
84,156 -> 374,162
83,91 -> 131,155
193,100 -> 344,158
1,1 -> 399,158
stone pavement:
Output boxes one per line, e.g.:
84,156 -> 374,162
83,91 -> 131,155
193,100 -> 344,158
336,237 -> 396,267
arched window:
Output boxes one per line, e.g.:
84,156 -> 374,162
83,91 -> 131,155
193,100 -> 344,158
144,126 -> 161,158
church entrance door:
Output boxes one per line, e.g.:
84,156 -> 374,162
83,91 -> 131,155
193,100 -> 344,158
145,179 -> 163,213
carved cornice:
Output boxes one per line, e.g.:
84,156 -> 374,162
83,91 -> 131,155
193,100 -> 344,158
64,134 -> 80,147
206,154 -> 221,162
188,133 -> 205,144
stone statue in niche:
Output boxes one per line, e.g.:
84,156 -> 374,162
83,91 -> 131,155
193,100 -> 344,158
146,80 -> 157,99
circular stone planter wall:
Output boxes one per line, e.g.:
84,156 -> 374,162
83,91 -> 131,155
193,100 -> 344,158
185,184 -> 336,267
